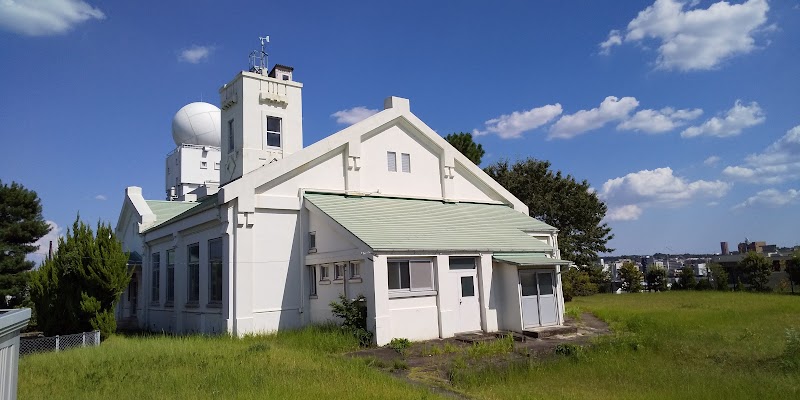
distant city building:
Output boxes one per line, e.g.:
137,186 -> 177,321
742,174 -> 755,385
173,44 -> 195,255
720,241 -> 729,255
737,241 -> 768,254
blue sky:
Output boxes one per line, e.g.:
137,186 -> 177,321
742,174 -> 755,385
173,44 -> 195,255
1,0 -> 798,257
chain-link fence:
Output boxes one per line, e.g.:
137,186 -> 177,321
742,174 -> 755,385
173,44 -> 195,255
19,330 -> 100,356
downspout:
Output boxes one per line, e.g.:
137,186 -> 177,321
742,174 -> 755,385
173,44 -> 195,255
297,193 -> 305,317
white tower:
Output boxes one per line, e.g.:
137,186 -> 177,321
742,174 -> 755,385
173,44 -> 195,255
166,102 -> 222,201
219,39 -> 303,185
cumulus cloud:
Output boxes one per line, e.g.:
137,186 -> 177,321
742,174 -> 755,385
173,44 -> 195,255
0,0 -> 105,36
722,125 -> 800,184
617,107 -> 703,134
599,167 -> 731,221
733,188 -> 800,209
27,220 -> 62,266
474,104 -> 563,139
680,100 -> 764,138
330,106 -> 379,125
178,45 -> 214,64
94,194 -> 107,201
600,0 -> 770,71
704,155 -> 721,167
549,96 -> 639,139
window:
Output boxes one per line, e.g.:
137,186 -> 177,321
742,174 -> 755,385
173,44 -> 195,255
187,243 -> 200,304
282,74 -> 289,81
201,161 -> 208,169
166,249 -> 175,304
460,276 -> 475,297
387,151 -> 397,172
334,263 -> 345,281
388,260 -> 434,291
228,119 -> 235,153
151,252 -> 160,303
449,257 -> 476,270
214,162 -> 220,170
401,153 -> 411,173
308,231 -> 316,253
266,116 -> 281,148
349,261 -> 361,279
320,264 -> 330,281
308,266 -> 317,297
208,238 -> 223,304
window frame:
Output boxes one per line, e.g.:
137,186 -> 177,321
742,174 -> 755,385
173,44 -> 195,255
308,266 -> 318,297
401,153 -> 411,173
388,258 -> 436,298
166,249 -> 175,305
333,262 -> 345,282
208,238 -> 223,306
319,264 -> 331,283
265,116 -> 282,148
151,252 -> 160,304
387,151 -> 397,172
308,231 -> 316,254
349,261 -> 361,280
187,243 -> 200,305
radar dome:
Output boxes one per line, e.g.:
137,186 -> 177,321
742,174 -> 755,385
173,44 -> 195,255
171,102 -> 222,147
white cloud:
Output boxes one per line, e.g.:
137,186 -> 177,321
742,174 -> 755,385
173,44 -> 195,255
733,188 -> 800,209
600,167 -> 731,221
474,104 -> 562,139
617,107 -> 703,134
0,0 -> 104,36
549,96 -> 639,139
94,194 -> 107,201
178,45 -> 214,64
27,220 -> 62,266
704,155 -> 721,166
722,125 -> 800,184
600,0 -> 770,71
330,106 -> 379,125
680,100 -> 764,138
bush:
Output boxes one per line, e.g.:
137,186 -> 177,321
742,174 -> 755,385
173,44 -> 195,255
709,263 -> 729,291
619,262 -> 643,293
645,267 -> 668,292
330,294 -> 373,347
781,328 -> 800,369
554,343 -> 583,358
673,266 -> 697,290
562,268 -> 598,301
388,338 -> 411,354
695,278 -> 713,291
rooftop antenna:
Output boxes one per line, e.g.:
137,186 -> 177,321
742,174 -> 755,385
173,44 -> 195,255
249,36 -> 270,75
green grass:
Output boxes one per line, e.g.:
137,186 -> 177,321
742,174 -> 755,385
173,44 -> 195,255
451,291 -> 800,399
18,325 -> 437,400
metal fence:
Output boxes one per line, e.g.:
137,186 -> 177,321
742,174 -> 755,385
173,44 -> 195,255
19,331 -> 100,356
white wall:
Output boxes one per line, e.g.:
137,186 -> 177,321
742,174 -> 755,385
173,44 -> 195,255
495,262 -> 523,332
165,145 -> 221,200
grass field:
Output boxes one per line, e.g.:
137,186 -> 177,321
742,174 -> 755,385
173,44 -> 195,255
18,292 -> 800,399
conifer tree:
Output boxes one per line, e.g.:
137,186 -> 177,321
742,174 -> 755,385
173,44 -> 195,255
30,217 -> 130,337
0,180 -> 51,307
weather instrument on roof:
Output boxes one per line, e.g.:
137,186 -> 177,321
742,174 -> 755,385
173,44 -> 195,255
249,35 -> 270,75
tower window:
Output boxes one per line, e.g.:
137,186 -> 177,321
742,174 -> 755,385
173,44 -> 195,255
228,119 -> 235,153
282,75 -> 289,81
266,116 -> 282,148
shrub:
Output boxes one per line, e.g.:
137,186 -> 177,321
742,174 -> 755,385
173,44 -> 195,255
645,267 -> 668,292
619,262 -> 643,293
695,278 -> 713,291
554,343 -> 583,358
709,263 -> 729,291
781,328 -> 800,369
391,359 -> 408,371
330,294 -> 373,346
673,266 -> 697,290
563,268 -> 598,301
388,338 -> 411,354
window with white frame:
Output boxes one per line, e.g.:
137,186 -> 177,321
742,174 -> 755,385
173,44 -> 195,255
388,259 -> 434,292
166,249 -> 175,304
334,263 -> 345,281
349,261 -> 361,279
187,243 -> 200,304
308,231 -> 316,253
151,252 -> 160,303
208,238 -> 223,304
228,119 -> 235,153
401,153 -> 411,173
200,161 -> 208,169
309,266 -> 317,297
320,264 -> 330,281
387,151 -> 397,172
265,116 -> 281,148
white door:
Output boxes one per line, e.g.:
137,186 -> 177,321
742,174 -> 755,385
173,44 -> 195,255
456,272 -> 482,333
519,269 -> 558,328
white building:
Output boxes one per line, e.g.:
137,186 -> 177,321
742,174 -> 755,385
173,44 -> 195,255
115,61 -> 569,345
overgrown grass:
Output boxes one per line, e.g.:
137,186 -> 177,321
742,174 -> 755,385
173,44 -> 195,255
451,291 -> 800,399
18,325 -> 437,400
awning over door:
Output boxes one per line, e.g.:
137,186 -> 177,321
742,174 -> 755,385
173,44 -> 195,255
493,252 -> 571,266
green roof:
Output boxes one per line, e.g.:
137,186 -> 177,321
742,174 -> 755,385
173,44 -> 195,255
143,199 -> 205,232
493,253 -> 571,266
305,193 -> 555,252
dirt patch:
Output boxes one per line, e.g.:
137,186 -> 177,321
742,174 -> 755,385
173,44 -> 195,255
348,313 -> 611,395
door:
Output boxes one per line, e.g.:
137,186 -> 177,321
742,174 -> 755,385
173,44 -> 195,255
456,272 -> 482,333
128,276 -> 138,316
519,269 -> 558,328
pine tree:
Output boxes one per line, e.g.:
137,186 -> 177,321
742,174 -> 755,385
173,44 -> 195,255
0,180 -> 51,307
29,217 -> 130,337
444,132 -> 485,165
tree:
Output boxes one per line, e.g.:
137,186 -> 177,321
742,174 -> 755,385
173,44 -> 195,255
444,132 -> 485,165
484,158 -> 614,266
645,267 -> 668,292
740,252 -> 772,292
618,262 -> 643,293
673,266 -> 697,290
562,268 -> 599,301
29,217 -> 130,338
786,252 -> 800,294
0,180 -> 51,308
709,263 -> 729,291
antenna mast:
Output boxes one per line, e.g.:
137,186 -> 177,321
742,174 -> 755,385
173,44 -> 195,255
249,36 -> 270,75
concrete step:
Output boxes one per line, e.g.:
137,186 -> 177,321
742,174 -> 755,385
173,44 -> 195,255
522,325 -> 578,339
